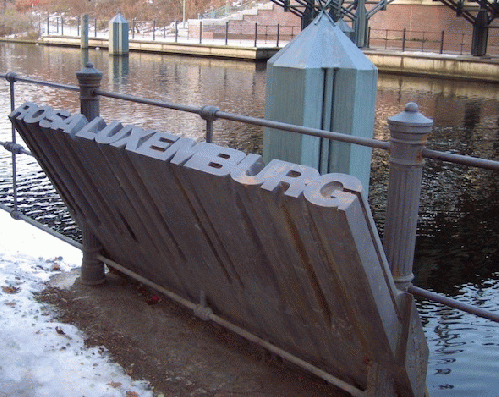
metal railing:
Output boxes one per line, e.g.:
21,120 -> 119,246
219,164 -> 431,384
368,28 -> 477,55
42,15 -> 297,48
1,65 -> 498,324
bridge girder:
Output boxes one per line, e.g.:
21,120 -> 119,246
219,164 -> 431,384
270,0 -> 393,46
434,0 -> 499,55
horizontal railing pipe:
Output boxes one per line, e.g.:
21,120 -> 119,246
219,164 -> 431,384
0,202 -> 81,248
97,254 -> 365,397
96,88 -> 391,150
0,73 -> 79,92
217,109 -> 392,149
0,141 -> 32,156
409,285 -> 499,323
95,89 -> 201,115
422,147 -> 499,171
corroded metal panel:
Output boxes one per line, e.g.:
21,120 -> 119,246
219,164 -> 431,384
10,102 -> 428,397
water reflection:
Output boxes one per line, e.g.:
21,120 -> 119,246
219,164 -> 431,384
109,54 -> 129,89
1,43 -> 499,396
418,279 -> 499,396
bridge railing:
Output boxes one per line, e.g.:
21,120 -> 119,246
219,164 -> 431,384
0,65 -> 498,326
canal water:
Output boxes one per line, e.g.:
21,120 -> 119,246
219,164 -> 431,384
0,43 -> 498,396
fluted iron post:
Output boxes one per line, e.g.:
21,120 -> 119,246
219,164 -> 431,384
76,63 -> 105,285
76,62 -> 103,121
80,220 -> 106,285
383,102 -> 433,291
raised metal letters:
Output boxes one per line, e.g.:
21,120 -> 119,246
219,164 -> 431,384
12,102 -> 363,203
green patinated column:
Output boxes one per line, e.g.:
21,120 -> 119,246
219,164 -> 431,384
264,11 -> 377,195
109,13 -> 129,56
81,14 -> 89,49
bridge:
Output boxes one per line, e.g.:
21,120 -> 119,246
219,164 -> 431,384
435,0 -> 499,55
270,0 -> 498,54
269,0 -> 394,46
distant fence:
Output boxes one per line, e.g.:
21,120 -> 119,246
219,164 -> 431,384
368,27 -> 499,56
41,14 -> 297,47
37,13 -> 499,55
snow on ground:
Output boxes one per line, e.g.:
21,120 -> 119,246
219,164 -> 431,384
0,209 -> 153,397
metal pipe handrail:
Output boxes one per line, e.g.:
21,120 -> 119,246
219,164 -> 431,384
95,89 -> 201,116
0,72 -> 80,92
96,87 -> 392,150
0,140 -> 32,156
409,285 -> 499,323
422,147 -> 499,171
96,87 -> 499,171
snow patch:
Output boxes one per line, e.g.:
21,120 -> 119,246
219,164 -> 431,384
0,210 -> 152,397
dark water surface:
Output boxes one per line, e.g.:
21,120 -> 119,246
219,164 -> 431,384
0,43 -> 498,396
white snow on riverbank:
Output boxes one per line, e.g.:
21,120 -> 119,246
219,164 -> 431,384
0,209 -> 153,397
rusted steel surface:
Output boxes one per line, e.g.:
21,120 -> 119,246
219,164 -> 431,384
10,102 -> 428,396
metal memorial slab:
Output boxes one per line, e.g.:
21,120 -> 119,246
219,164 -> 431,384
10,102 -> 428,397
263,12 -> 377,194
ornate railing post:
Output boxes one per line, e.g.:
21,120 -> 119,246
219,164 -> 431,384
76,62 -> 103,121
76,63 -> 105,285
383,102 -> 433,291
5,71 -> 20,220
79,221 -> 106,285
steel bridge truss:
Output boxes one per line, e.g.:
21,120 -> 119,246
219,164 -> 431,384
270,0 -> 395,46
434,0 -> 499,55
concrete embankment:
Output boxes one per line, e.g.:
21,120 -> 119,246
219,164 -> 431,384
2,36 -> 499,82
36,36 -> 280,61
364,49 -> 499,83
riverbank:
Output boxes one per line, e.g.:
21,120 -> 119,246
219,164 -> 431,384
38,35 -> 280,61
2,35 -> 498,82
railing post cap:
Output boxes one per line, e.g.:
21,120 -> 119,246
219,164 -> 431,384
76,62 -> 104,82
388,102 -> 433,129
5,71 -> 17,83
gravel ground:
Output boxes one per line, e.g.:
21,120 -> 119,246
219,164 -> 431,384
37,267 -> 349,397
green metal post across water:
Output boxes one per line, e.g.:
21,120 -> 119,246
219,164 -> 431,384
109,13 -> 129,56
81,14 -> 89,49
